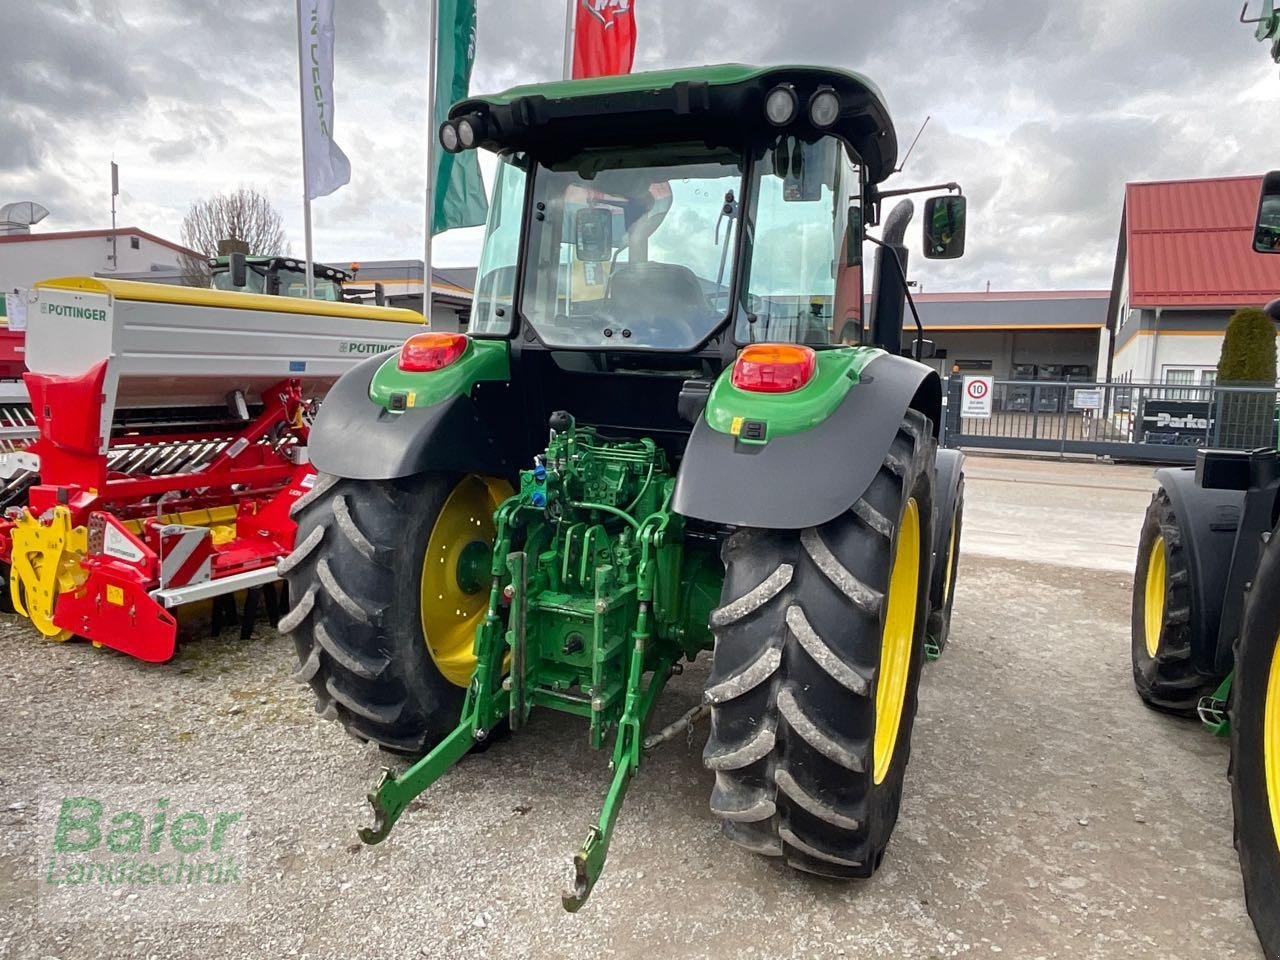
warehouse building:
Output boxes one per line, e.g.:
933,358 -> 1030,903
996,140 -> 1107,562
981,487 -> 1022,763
902,290 -> 1110,382
1106,174 -> 1280,387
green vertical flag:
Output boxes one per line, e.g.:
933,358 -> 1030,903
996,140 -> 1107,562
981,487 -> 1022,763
432,0 -> 488,234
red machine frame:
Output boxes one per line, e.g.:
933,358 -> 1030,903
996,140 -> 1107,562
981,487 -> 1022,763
0,366 -> 314,662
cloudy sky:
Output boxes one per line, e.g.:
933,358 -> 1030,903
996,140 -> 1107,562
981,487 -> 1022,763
6,0 -> 1280,291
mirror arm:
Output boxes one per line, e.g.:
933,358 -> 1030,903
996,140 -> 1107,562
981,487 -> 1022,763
866,234 -> 927,358
874,181 -> 963,201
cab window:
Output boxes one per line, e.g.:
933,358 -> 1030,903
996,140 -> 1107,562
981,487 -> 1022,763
737,136 -> 864,346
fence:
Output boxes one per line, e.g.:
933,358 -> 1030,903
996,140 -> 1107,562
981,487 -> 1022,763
942,378 -> 1280,463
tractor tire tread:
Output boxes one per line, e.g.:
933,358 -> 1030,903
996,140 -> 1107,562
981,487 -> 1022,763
704,413 -> 934,877
281,474 -> 467,755
1132,488 -> 1224,715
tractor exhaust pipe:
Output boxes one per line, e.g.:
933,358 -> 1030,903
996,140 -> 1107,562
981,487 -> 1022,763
869,199 -> 914,356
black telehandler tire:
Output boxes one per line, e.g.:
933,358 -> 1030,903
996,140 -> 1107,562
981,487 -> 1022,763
280,472 -> 509,754
703,410 -> 934,877
1131,488 -> 1223,715
1231,520 -> 1280,960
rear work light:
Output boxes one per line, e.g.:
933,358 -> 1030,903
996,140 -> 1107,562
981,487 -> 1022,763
731,343 -> 817,393
398,332 -> 468,372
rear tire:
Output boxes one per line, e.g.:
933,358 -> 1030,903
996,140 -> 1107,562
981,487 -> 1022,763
1231,522 -> 1280,960
0,562 -> 14,613
1131,488 -> 1222,715
280,472 -> 500,754
703,411 -> 934,877
926,479 -> 963,656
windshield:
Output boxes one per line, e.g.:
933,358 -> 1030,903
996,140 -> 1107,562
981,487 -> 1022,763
210,265 -> 343,301
276,268 -> 343,301
506,146 -> 743,350
736,136 -> 863,346
211,268 -> 265,293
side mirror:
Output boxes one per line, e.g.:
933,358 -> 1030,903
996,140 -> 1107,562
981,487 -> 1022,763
1254,170 -> 1280,254
846,203 -> 864,267
574,208 -> 613,262
910,338 -> 937,360
923,195 -> 966,260
229,252 -> 247,288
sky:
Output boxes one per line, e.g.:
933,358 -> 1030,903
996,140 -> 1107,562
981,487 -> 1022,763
4,0 -> 1280,292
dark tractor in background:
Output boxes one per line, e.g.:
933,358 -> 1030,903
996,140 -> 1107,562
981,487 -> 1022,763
1131,172 -> 1280,958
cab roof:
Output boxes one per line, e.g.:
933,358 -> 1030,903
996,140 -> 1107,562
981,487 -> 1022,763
208,255 -> 352,284
450,64 -> 899,185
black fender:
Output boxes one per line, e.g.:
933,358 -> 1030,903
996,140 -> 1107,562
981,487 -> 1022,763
308,351 -> 514,480
928,448 -> 965,607
1153,466 -> 1244,676
672,353 -> 942,530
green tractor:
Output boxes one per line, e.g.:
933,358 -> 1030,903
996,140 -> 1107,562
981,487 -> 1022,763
1131,175 -> 1280,958
208,253 -> 387,304
281,64 -> 968,909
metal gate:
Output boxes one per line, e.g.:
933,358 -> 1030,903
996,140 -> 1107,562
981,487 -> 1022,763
942,378 -> 1280,463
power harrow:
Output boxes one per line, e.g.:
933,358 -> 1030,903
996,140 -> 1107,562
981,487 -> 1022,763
0,276 -> 421,661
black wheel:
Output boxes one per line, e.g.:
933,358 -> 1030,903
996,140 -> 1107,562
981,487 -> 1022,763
703,410 -> 934,877
1231,521 -> 1280,960
1131,488 -> 1223,715
0,561 -> 14,613
926,478 -> 964,656
280,471 -> 510,754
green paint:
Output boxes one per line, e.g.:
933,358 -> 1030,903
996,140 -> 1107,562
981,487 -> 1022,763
703,346 -> 883,441
1199,672 -> 1234,737
454,540 -> 491,595
358,414 -> 723,909
431,0 -> 488,233
460,62 -> 886,115
367,337 -> 510,410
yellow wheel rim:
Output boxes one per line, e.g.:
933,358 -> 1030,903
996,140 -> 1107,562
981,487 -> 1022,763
874,497 -> 921,785
1144,535 -> 1167,659
943,508 -> 959,606
1266,631 -> 1280,851
420,475 -> 512,688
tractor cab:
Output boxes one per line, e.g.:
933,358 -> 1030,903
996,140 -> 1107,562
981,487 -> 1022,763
437,64 -> 964,464
208,254 -> 353,301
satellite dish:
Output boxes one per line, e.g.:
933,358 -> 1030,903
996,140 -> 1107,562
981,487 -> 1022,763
0,201 -> 51,235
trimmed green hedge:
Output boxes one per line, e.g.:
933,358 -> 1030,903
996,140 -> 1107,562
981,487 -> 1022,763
1216,308 -> 1278,449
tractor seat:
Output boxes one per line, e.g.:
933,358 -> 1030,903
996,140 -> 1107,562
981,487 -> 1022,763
605,262 -> 717,334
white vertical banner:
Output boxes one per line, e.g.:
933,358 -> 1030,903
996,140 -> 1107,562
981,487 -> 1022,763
423,0 -> 437,321
298,0 -> 351,200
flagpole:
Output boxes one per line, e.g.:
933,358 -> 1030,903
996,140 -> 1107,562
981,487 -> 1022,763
562,0 -> 576,80
423,0 -> 439,324
295,0 -> 316,300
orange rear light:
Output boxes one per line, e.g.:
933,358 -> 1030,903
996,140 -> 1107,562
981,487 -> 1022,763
398,332 -> 468,372
731,344 -> 817,393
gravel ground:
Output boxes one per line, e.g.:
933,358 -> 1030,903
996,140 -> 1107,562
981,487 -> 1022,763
0,456 -> 1264,959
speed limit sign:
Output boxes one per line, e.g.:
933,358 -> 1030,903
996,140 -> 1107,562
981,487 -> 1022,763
961,376 -> 994,419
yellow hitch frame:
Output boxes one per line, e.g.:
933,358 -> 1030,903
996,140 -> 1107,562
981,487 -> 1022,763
9,507 -> 88,641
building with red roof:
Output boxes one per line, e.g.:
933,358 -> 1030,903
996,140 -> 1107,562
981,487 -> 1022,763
1106,175 -> 1280,385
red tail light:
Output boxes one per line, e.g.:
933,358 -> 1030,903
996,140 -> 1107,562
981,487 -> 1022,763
731,344 -> 817,393
398,332 -> 468,372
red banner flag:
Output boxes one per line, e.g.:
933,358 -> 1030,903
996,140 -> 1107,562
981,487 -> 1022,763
572,0 -> 636,79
